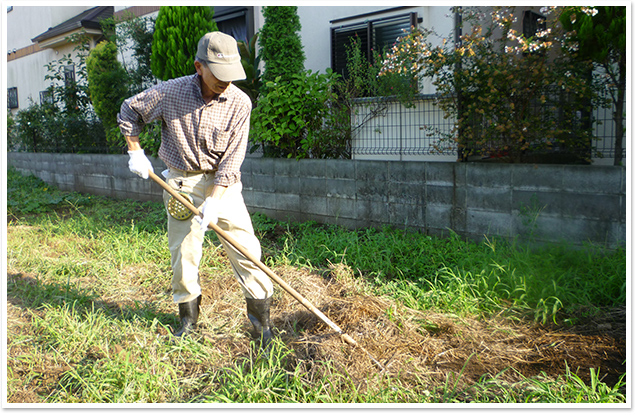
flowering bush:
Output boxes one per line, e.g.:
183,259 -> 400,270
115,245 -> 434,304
381,6 -> 599,163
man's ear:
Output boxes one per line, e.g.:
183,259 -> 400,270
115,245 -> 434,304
194,60 -> 203,75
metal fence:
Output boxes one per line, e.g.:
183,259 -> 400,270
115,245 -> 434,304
350,92 -> 624,162
13,91 -> 620,163
592,88 -> 624,161
351,94 -> 457,158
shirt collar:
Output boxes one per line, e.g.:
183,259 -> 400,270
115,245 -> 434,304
194,74 -> 228,104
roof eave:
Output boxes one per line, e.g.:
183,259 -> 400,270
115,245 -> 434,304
30,6 -> 112,45
35,28 -> 103,49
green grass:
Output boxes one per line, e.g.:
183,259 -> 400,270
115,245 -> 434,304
253,213 -> 626,324
6,167 -> 626,404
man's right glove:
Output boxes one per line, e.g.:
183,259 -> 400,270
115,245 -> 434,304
195,197 -> 220,232
128,149 -> 153,179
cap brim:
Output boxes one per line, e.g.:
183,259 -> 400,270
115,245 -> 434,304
206,61 -> 247,82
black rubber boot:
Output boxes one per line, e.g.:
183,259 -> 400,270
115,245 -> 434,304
246,297 -> 273,352
174,295 -> 201,337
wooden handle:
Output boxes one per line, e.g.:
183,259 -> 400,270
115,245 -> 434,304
149,170 -> 352,341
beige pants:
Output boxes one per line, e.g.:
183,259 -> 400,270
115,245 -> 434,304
162,168 -> 274,304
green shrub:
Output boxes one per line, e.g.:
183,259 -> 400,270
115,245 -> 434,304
235,33 -> 261,106
250,70 -> 349,159
13,100 -> 108,153
381,7 -> 599,163
10,32 -> 112,154
86,40 -> 129,150
258,6 -> 305,90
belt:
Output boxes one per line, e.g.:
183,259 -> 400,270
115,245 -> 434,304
169,168 -> 216,177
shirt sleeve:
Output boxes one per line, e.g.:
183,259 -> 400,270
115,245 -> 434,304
214,103 -> 251,187
117,84 -> 164,137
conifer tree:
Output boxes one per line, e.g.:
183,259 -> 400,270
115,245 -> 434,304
86,40 -> 129,147
151,6 -> 218,80
258,6 -> 305,89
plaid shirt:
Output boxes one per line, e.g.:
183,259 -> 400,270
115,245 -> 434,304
117,74 -> 252,187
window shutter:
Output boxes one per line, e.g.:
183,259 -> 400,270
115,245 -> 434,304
331,12 -> 416,83
373,15 -> 412,54
523,10 -> 545,38
331,22 -> 369,78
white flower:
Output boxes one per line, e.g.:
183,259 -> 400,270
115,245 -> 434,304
581,7 -> 599,17
540,6 -> 556,15
536,29 -> 551,38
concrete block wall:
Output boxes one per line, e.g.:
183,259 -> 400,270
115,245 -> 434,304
8,152 -> 626,248
8,152 -> 165,202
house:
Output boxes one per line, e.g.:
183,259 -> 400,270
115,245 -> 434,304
5,5 -> 256,112
6,5 -> 622,164
6,6 -> 111,112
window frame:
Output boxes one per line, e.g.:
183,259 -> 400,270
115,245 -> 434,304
214,6 -> 252,44
330,12 -> 418,79
64,64 -> 75,85
40,89 -> 54,105
8,87 -> 18,109
522,10 -> 546,39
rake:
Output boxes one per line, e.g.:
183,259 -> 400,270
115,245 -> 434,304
148,170 -> 385,371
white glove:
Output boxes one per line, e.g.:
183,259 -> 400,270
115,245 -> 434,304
128,149 -> 153,179
195,197 -> 220,231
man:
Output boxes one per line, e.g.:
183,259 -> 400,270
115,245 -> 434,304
117,32 -> 274,350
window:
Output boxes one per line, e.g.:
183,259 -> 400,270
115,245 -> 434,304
523,10 -> 546,38
215,7 -> 250,44
331,12 -> 418,79
64,64 -> 75,85
40,90 -> 53,105
8,87 -> 18,109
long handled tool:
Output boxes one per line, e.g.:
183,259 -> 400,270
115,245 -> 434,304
148,170 -> 384,370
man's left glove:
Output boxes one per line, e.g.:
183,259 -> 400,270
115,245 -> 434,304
128,149 -> 153,179
195,197 -> 220,231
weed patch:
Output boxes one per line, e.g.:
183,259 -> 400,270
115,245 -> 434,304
6,168 -> 626,404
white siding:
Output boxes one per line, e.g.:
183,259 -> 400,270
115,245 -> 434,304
7,6 -> 93,112
7,6 -> 88,50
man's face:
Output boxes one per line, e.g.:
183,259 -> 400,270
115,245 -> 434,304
195,61 -> 231,96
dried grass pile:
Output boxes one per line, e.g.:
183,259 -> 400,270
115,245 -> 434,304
198,262 -> 625,391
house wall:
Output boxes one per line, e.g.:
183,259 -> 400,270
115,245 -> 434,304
6,6 -> 90,112
7,6 -> 88,50
8,152 -> 626,249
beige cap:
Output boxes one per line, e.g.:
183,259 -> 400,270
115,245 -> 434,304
196,32 -> 246,82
